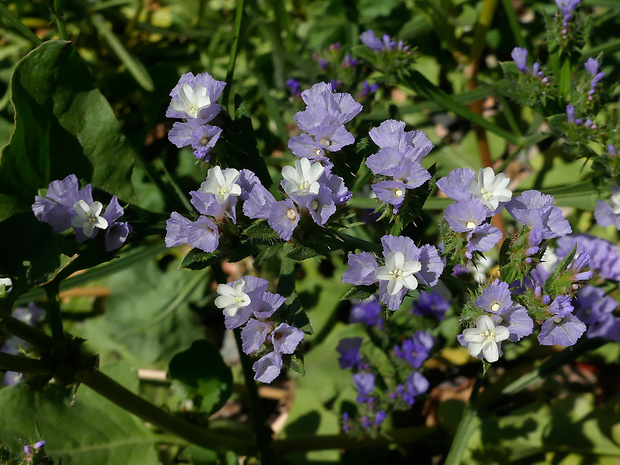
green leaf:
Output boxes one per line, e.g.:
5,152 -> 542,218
71,259 -> 205,367
0,213 -> 76,302
286,244 -> 321,261
340,284 -> 378,301
0,40 -> 135,220
275,296 -> 313,335
287,351 -> 305,376
169,340 -> 233,416
242,220 -> 280,240
0,362 -> 160,465
181,248 -> 220,271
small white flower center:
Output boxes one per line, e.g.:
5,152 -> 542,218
480,187 -> 492,200
491,303 -> 500,312
315,148 -> 324,157
482,329 -> 497,341
286,208 -> 297,220
200,137 -> 209,146
311,200 -> 319,210
319,138 -> 331,147
394,188 -> 404,197
466,221 -> 477,229
187,103 -> 198,118
553,316 -> 563,324
389,268 -> 403,279
217,186 -> 229,197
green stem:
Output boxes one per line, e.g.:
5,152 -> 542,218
271,426 -> 439,456
0,352 -> 51,375
336,232 -> 383,254
0,2 -> 43,46
80,368 -> 257,455
44,283 -> 65,343
233,329 -> 273,463
222,0 -> 245,110
500,0 -> 528,50
53,14 -> 68,40
2,315 -> 53,350
444,370 -> 483,465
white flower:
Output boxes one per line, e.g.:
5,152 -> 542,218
610,191 -> 620,215
282,158 -> 324,197
0,277 -> 12,296
214,279 -> 251,317
468,167 -> 512,211
169,83 -> 212,119
200,167 -> 241,204
374,251 -> 422,295
71,200 -> 108,238
462,315 -> 509,363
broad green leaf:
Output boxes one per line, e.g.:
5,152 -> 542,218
0,362 -> 160,465
0,213 -> 76,302
169,340 -> 233,416
242,220 -> 280,240
72,258 -> 204,367
181,248 -> 220,270
340,284 -> 378,301
0,40 -> 135,220
286,245 -> 321,261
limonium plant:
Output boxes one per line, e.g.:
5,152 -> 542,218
0,0 -> 619,463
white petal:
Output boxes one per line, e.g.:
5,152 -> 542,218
467,341 -> 483,358
494,325 -> 510,342
74,200 -> 90,218
374,265 -> 391,281
476,315 -> 495,332
462,328 -> 484,344
482,341 -> 500,363
402,274 -> 418,291
91,201 -> 104,216
387,278 -> 402,295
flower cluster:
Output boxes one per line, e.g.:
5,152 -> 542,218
288,82 -> 362,170
511,47 -> 547,83
365,120 -> 434,211
244,158 -> 351,240
32,174 -> 130,251
594,188 -> 620,230
165,167 -> 258,252
410,289 -> 450,321
555,0 -> 580,37
214,276 -> 304,383
166,72 -> 226,161
342,235 -> 443,311
360,30 -> 409,53
437,167 -> 510,260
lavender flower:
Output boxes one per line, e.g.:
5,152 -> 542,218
350,300 -> 383,326
511,47 -> 529,73
360,81 -> 379,97
294,82 -> 362,133
506,190 -> 572,244
360,30 -> 408,52
253,352 -> 283,383
436,168 -> 477,203
594,190 -> 620,230
538,295 -> 586,346
411,290 -> 450,321
271,323 -> 304,354
566,105 -> 575,124
168,122 -> 222,160
556,235 -> 620,281
574,286 -> 620,342
584,58 -> 605,98
402,372 -> 430,406
337,337 -> 363,369
444,199 -> 502,253
166,72 -> 226,122
286,78 -> 300,95
352,373 -> 375,400
394,331 -> 434,368
241,318 -> 271,354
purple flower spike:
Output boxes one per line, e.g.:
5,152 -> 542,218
336,337 -> 363,369
241,318 -> 271,354
253,352 -> 282,383
506,190 -> 571,239
271,323 -> 304,354
566,105 -> 575,124
294,83 -> 362,134
511,47 -> 529,73
360,30 -> 385,52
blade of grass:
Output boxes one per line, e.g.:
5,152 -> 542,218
91,13 -> 154,91
399,70 -> 522,146
500,0 -> 528,50
0,2 -> 43,46
222,0 -> 245,111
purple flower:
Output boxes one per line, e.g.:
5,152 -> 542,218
490,304 -> 533,342
243,184 -> 276,220
350,300 -> 383,326
222,276 -> 270,330
538,295 -> 585,346
241,318 -> 271,354
506,190 -> 572,242
166,72 -> 226,122
183,215 -> 220,253
444,199 -> 502,253
271,323 -> 304,354
286,78 -> 300,95
341,252 -> 379,285
402,372 -> 430,406
337,337 -> 363,369
394,331 -> 434,368
360,30 -> 385,51
594,190 -> 620,230
253,351 -> 282,383
566,105 -> 575,124
294,83 -> 362,134
368,120 -> 434,165
252,291 -> 286,320
268,199 -> 299,241
374,410 -> 387,425
372,180 -> 409,208
102,196 -> 131,251
352,373 -> 375,400
476,280 -> 512,313
511,47 -> 529,73
32,174 -> 93,233
411,290 -> 450,321
168,122 -> 222,161
574,285 -> 620,342
556,235 -> 620,281
360,81 -> 379,97
436,168 -> 477,203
